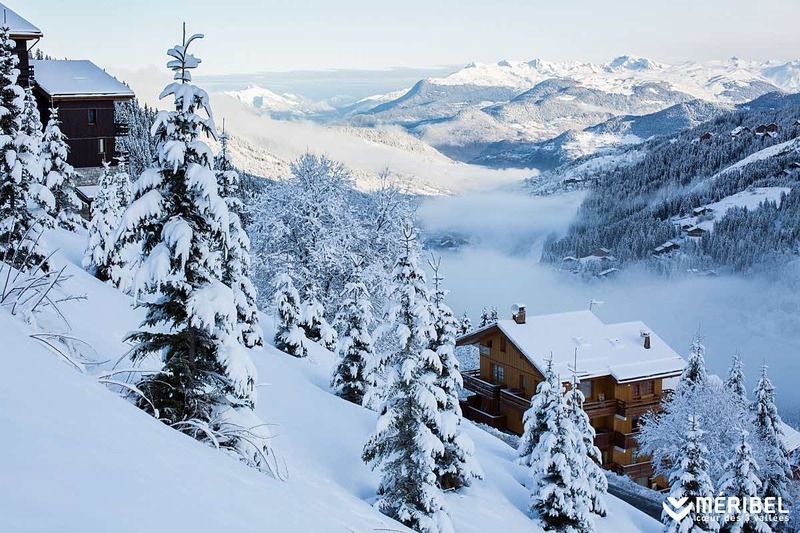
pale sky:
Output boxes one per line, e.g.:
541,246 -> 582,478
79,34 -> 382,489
9,0 -> 800,75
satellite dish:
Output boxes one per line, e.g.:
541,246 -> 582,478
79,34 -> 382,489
511,304 -> 520,314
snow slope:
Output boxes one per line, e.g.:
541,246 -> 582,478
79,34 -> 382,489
0,229 -> 661,533
675,186 -> 792,232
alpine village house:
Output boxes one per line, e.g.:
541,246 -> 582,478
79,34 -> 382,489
3,2 -> 134,181
457,305 -> 686,488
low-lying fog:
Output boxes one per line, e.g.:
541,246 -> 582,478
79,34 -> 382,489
419,189 -> 800,420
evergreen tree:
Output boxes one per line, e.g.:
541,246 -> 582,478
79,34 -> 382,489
300,289 -> 338,352
115,98 -> 158,179
718,428 -> 771,533
214,130 -> 262,348
565,371 -> 608,517
478,307 -> 491,328
362,226 -> 452,533
750,365 -> 792,508
679,337 -> 710,393
117,30 -> 271,472
528,368 -> 593,533
458,311 -> 472,336
663,416 -> 720,533
113,155 -> 132,209
428,257 -> 482,490
0,25 -> 48,271
41,107 -> 84,231
83,162 -> 120,280
518,358 -> 561,466
273,272 -> 307,358
489,307 -> 498,322
331,269 -> 374,405
726,353 -> 748,410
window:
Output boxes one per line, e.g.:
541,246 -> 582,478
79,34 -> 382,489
519,374 -> 527,392
632,380 -> 654,399
500,337 -> 507,353
98,138 -> 106,155
88,109 -> 97,125
631,415 -> 641,432
491,363 -> 504,385
579,379 -> 592,400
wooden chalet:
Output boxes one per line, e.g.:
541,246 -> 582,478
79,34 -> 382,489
2,3 -> 134,170
686,225 -> 708,238
457,306 -> 685,487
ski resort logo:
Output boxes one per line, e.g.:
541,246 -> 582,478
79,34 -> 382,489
663,497 -> 691,521
663,496 -> 790,524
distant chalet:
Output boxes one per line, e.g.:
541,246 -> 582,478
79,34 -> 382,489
2,2 -> 135,170
457,306 -> 685,487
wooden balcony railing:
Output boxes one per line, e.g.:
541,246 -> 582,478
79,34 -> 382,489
594,430 -> 613,450
500,389 -> 530,411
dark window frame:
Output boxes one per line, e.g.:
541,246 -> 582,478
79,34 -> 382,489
88,109 -> 97,125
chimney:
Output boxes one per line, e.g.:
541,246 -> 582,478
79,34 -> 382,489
512,304 -> 526,324
641,331 -> 651,349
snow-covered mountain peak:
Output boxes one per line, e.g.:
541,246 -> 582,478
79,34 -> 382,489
603,55 -> 665,72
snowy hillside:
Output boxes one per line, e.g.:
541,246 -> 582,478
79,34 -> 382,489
0,229 -> 662,533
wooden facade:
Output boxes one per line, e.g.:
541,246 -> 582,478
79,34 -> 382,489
32,96 -> 121,169
458,325 -> 676,488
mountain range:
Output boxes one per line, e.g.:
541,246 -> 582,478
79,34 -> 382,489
223,56 -> 800,169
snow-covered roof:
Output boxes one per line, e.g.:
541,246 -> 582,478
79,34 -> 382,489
457,310 -> 686,383
781,422 -> 800,453
76,185 -> 98,201
0,2 -> 42,38
32,60 -> 134,99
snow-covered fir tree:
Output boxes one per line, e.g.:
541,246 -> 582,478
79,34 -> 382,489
113,155 -> 132,208
41,107 -> 84,231
489,307 -> 498,322
750,365 -> 792,509
478,307 -> 491,328
273,272 -> 307,358
565,370 -> 608,517
680,337 -> 710,393
718,428 -> 771,533
115,98 -> 157,179
428,257 -> 481,490
117,29 -> 273,473
726,353 -> 748,410
518,358 -> 562,467
214,130 -> 262,348
663,416 -> 720,533
300,288 -> 338,351
362,226 -> 453,533
458,311 -> 472,336
528,367 -> 593,533
83,162 -> 120,281
0,25 -> 48,271
331,267 -> 374,405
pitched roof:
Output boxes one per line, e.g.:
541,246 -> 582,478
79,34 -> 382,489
0,2 -> 42,38
32,60 -> 134,99
457,310 -> 686,383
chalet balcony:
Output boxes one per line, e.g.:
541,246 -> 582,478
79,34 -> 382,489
594,429 -> 614,450
606,460 -> 654,480
114,122 -> 130,137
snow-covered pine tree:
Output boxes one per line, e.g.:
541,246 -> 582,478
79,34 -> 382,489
362,226 -> 452,533
41,107 -> 84,231
726,353 -> 748,410
518,358 -> 562,466
115,97 -> 157,179
663,416 -> 720,533
750,365 -> 792,507
718,428 -> 771,533
458,311 -> 472,336
113,155 -> 132,209
679,336 -> 710,393
300,288 -> 338,351
19,86 -> 51,223
273,272 -> 307,358
565,369 -> 608,517
331,266 -> 374,404
528,368 -> 593,533
83,162 -> 120,280
428,256 -> 481,490
489,307 -> 498,322
478,307 -> 490,328
214,129 -> 262,348
118,29 -> 273,473
0,25 -> 48,271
